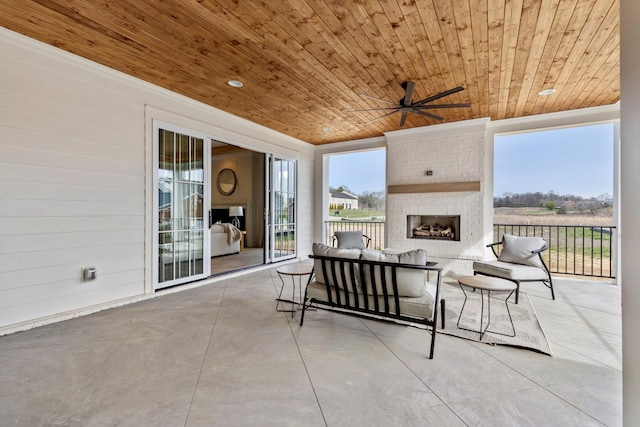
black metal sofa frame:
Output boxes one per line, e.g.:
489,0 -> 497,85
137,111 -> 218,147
299,253 -> 445,359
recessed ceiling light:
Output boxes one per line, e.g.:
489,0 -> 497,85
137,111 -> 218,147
538,88 -> 556,96
227,80 -> 244,88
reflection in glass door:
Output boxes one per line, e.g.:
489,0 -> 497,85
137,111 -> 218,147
266,155 -> 297,262
155,125 -> 210,289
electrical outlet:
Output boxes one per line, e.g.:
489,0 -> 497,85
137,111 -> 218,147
82,267 -> 97,282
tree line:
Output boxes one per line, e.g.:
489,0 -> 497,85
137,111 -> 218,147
330,187 -> 611,212
494,191 -> 612,209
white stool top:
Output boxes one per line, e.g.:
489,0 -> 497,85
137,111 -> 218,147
458,275 -> 517,292
277,263 -> 313,276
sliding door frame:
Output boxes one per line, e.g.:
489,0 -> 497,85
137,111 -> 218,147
265,154 -> 297,263
152,120 -> 211,290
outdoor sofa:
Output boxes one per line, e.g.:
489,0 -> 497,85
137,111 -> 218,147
300,243 -> 444,359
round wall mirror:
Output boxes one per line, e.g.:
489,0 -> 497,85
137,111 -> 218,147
217,168 -> 237,195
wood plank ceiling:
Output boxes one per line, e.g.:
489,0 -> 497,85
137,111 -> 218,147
0,0 -> 619,145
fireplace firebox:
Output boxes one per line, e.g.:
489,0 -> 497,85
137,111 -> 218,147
407,215 -> 461,241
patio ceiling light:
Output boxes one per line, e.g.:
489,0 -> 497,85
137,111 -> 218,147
538,88 -> 556,96
227,80 -> 244,88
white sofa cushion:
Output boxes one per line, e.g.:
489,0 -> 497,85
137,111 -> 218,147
473,260 -> 548,281
360,249 -> 427,297
211,223 -> 242,243
312,243 -> 362,292
497,234 -> 546,268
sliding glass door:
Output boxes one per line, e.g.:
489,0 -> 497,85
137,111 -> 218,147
266,155 -> 297,262
154,122 -> 210,289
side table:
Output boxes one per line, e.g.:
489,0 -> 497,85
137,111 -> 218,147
456,275 -> 517,340
276,263 -> 313,318
240,230 -> 246,251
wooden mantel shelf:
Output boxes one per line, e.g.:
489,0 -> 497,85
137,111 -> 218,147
387,181 -> 481,194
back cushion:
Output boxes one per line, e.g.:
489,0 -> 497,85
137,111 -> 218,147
334,231 -> 366,249
312,243 -> 361,292
210,223 -> 225,233
360,249 -> 427,297
498,234 -> 546,268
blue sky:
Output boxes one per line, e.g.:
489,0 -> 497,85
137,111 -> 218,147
329,123 -> 614,198
329,149 -> 386,194
494,123 -> 614,198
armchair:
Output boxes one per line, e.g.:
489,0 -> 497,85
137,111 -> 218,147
332,230 -> 371,250
472,234 -> 555,304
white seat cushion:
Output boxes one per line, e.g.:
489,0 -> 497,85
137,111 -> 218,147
473,260 -> 548,281
306,281 -> 435,321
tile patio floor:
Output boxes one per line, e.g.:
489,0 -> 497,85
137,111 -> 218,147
0,263 -> 622,426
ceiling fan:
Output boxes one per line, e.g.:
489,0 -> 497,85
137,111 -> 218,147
350,82 -> 471,126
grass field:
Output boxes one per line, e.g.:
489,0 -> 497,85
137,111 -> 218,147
329,207 -> 615,225
329,209 -> 384,219
494,206 -> 614,226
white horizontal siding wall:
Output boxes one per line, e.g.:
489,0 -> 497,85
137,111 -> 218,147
0,38 -> 145,330
0,28 -> 314,332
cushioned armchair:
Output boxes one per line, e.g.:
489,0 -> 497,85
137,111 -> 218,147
472,234 -> 555,304
332,230 -> 371,250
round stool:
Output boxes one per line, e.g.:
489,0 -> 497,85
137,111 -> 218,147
456,275 -> 517,340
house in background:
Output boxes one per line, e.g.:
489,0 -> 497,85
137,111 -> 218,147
330,191 -> 359,210
0,1 -> 639,423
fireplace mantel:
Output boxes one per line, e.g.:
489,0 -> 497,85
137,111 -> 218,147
387,181 -> 480,194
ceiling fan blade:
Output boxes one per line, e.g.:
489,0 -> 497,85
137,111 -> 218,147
360,93 -> 398,105
414,103 -> 472,109
413,86 -> 465,107
414,110 -> 444,121
347,107 -> 402,112
402,81 -> 416,106
364,109 -> 400,125
399,111 -> 409,126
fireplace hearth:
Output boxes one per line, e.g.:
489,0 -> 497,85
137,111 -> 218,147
407,215 -> 461,241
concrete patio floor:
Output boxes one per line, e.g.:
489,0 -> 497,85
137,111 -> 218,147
0,264 -> 621,426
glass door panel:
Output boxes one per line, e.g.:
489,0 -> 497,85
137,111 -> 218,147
156,126 -> 209,289
267,155 -> 296,262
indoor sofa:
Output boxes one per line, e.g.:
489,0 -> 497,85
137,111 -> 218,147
211,223 -> 241,257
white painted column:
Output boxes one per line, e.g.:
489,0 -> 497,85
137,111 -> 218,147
621,0 -> 640,423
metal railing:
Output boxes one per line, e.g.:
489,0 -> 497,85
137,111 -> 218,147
493,224 -> 617,279
323,220 -> 617,279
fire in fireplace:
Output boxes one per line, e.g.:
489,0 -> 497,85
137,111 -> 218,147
406,215 -> 461,241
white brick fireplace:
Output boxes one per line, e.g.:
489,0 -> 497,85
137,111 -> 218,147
384,118 -> 492,276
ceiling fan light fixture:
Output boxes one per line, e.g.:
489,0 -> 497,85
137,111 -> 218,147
538,88 -> 556,96
227,80 -> 244,88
